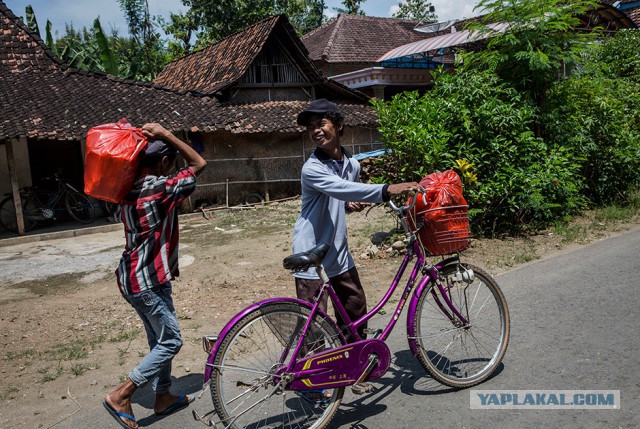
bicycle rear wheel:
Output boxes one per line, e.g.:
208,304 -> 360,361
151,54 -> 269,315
65,192 -> 95,224
0,194 -> 39,233
413,263 -> 510,388
211,302 -> 345,429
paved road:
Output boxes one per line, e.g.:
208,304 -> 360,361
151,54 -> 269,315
55,229 -> 640,428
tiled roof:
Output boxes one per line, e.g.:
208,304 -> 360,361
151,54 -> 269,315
217,100 -> 377,133
0,1 -> 222,141
622,5 -> 640,26
155,14 -> 319,95
301,14 -> 464,63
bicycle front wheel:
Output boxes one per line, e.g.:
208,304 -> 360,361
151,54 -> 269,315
65,192 -> 95,224
414,263 -> 510,388
211,302 -> 345,429
0,195 -> 39,233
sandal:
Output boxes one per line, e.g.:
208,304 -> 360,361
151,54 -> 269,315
295,389 -> 331,405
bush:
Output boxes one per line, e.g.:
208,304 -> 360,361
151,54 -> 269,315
372,69 -> 585,236
543,30 -> 640,205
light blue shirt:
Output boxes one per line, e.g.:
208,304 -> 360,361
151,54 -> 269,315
292,148 -> 388,279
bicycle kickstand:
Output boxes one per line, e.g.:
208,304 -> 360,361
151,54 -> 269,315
191,380 -> 217,427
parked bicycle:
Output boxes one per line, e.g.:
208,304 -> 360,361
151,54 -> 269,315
193,194 -> 510,428
0,171 -> 96,233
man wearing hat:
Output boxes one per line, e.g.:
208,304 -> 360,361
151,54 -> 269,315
292,99 -> 421,397
103,123 -> 206,429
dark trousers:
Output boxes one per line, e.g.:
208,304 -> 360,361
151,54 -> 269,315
295,267 -> 367,340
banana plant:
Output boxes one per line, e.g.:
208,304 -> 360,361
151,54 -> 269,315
25,5 -> 40,37
93,18 -> 118,75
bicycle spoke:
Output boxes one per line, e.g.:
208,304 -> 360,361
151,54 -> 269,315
414,264 -> 509,387
211,303 -> 344,428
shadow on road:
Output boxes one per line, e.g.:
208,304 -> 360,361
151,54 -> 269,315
331,349 -> 505,428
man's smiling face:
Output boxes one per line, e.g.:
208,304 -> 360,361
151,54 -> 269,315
306,114 -> 342,152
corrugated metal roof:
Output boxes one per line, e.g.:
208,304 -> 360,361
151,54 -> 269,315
377,22 -> 509,63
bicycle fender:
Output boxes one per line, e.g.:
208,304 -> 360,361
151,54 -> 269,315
203,297 -> 342,382
406,256 -> 460,356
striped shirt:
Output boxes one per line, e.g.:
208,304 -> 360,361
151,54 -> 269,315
115,168 -> 196,296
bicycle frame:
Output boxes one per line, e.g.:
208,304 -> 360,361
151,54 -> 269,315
203,238 -> 466,386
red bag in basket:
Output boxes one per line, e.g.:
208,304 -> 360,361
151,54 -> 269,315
407,170 -> 470,255
84,118 -> 147,203
419,170 -> 467,220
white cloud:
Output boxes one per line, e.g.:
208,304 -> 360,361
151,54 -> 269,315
432,0 -> 480,21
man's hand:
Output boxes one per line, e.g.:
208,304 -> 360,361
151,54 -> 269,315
387,182 -> 424,196
141,123 -> 171,140
346,202 -> 371,213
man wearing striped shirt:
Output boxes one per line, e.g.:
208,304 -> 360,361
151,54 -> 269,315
103,123 -> 206,429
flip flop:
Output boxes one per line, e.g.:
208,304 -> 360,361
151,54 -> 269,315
102,400 -> 138,429
154,394 -> 192,416
295,389 -> 331,405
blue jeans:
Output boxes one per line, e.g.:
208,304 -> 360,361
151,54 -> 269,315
124,284 -> 183,394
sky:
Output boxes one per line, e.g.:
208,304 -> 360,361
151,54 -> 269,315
4,0 -> 482,39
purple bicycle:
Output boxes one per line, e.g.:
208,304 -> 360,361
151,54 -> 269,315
194,196 -> 510,428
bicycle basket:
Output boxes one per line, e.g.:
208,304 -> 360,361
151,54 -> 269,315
411,205 -> 471,256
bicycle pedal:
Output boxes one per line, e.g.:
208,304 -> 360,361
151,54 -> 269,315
363,328 -> 382,339
351,382 -> 374,395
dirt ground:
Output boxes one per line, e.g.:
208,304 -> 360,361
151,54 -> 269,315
0,198 -> 637,429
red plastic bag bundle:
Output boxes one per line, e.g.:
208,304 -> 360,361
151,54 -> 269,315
84,118 -> 147,203
407,170 -> 471,255
419,170 -> 467,219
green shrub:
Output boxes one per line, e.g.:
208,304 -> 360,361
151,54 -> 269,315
372,69 -> 585,236
544,30 -> 640,206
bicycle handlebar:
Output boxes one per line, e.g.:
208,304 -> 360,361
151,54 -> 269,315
387,190 -> 426,215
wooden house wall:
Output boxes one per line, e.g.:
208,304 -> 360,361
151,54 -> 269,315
0,140 -> 31,195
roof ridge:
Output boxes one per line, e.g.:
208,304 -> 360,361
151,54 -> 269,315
321,14 -> 346,60
0,1 -> 66,70
301,15 -> 339,40
0,0 -> 206,96
165,14 -> 282,67
343,13 -> 421,23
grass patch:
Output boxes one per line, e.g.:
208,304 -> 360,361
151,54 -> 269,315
109,328 -> 141,343
4,348 -> 37,361
45,341 -> 89,361
70,362 -> 100,376
39,366 -> 63,382
0,385 -> 19,400
89,334 -> 107,349
553,222 -> 589,244
512,249 -> 539,264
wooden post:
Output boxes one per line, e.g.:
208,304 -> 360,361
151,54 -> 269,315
5,138 -> 25,235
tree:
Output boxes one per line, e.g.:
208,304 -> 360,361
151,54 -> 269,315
190,0 -> 326,43
466,0 -> 601,113
282,0 -> 326,35
116,0 -> 167,79
334,0 -> 366,15
392,0 -> 437,22
163,6 -> 203,59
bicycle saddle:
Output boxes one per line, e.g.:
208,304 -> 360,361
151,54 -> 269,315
283,243 -> 330,271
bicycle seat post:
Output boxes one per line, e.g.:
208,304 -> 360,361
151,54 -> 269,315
315,265 -> 329,284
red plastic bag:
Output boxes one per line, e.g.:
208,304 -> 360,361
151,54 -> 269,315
407,170 -> 470,255
84,118 -> 147,203
418,170 -> 467,220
